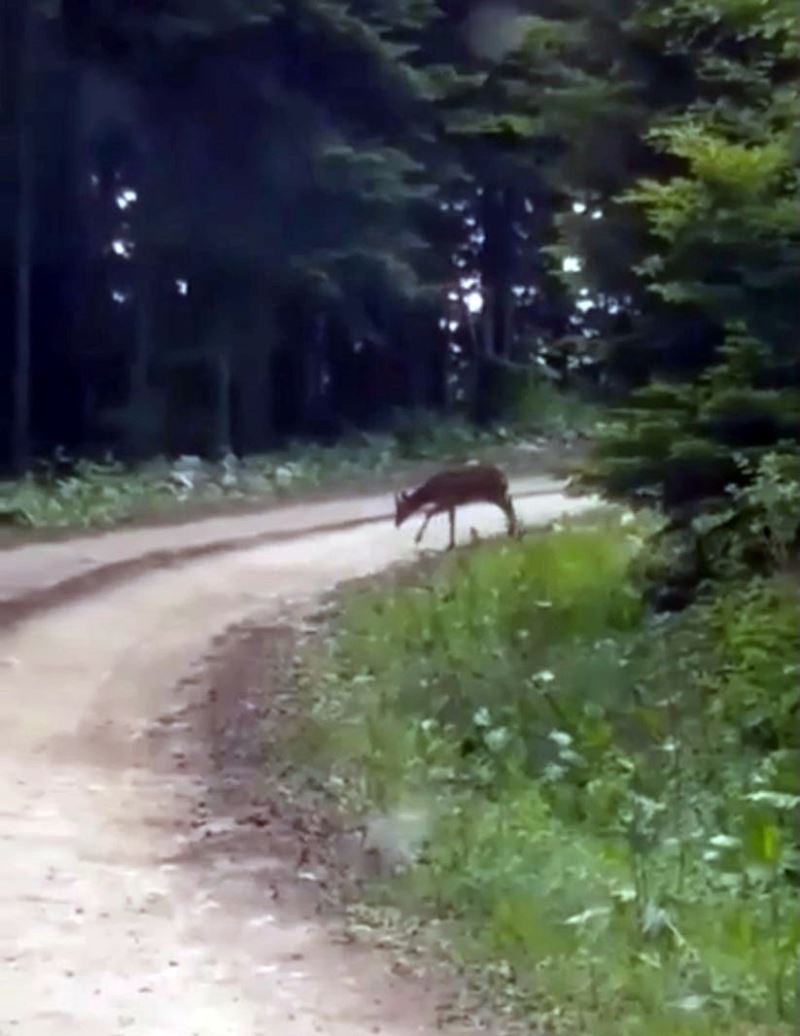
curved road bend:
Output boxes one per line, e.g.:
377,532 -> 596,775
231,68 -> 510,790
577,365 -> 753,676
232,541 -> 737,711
0,478 -> 598,1036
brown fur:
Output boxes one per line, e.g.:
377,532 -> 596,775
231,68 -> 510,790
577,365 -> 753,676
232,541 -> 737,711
393,464 -> 517,550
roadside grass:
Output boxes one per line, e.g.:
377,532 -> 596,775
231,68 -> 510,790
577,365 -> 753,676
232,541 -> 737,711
0,397 -> 595,541
0,437 -> 402,534
295,515 -> 800,1036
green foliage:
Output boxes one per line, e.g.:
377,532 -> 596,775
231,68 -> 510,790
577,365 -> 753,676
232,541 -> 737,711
9,0 -> 800,502
585,0 -> 800,558
388,410 -> 495,460
0,444 -> 391,531
0,408 -> 574,532
623,121 -> 800,318
301,523 -> 800,1035
474,367 -> 599,439
591,321 -> 800,539
0,458 -> 156,530
0,443 -> 390,531
728,448 -> 800,568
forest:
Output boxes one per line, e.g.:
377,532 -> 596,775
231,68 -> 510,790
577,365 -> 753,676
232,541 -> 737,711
2,3 -> 800,1032
3,0 -> 795,481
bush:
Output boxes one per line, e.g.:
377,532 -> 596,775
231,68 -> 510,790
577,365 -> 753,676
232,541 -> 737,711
0,398 -> 596,535
589,325 -> 800,523
300,521 -> 800,1035
388,410 -> 498,460
502,372 -> 599,438
0,425 -> 486,532
0,457 -> 162,529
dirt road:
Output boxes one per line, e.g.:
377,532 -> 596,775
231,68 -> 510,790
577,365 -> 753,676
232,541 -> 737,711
0,479 -> 598,1035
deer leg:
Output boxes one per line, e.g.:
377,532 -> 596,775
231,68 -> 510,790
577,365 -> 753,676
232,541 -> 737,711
415,507 -> 437,545
447,507 -> 456,550
500,494 -> 518,537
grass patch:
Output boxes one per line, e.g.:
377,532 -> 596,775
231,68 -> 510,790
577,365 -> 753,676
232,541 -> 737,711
0,399 -> 592,540
0,440 -> 402,534
297,517 -> 800,1035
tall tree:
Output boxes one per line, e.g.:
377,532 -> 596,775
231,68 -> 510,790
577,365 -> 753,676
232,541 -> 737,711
397,1 -> 648,419
587,0 -> 800,565
5,0 -> 37,473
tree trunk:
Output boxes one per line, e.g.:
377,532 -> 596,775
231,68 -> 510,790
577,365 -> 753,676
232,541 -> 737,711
11,1 -> 35,474
126,117 -> 160,460
429,318 -> 449,411
479,184 -> 516,361
213,348 -> 232,458
400,309 -> 430,411
303,310 -> 327,433
128,259 -> 156,457
472,183 -> 519,424
405,346 -> 425,409
235,341 -> 273,453
327,319 -> 361,427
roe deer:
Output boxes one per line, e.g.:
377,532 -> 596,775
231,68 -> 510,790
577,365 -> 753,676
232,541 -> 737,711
394,464 -> 517,551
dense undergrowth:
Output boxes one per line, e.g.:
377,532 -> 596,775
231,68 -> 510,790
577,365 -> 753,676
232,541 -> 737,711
0,395 -> 593,535
298,516 -> 800,1036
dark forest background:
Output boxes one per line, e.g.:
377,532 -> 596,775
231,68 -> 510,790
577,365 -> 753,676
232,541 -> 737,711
1,0 -> 798,538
